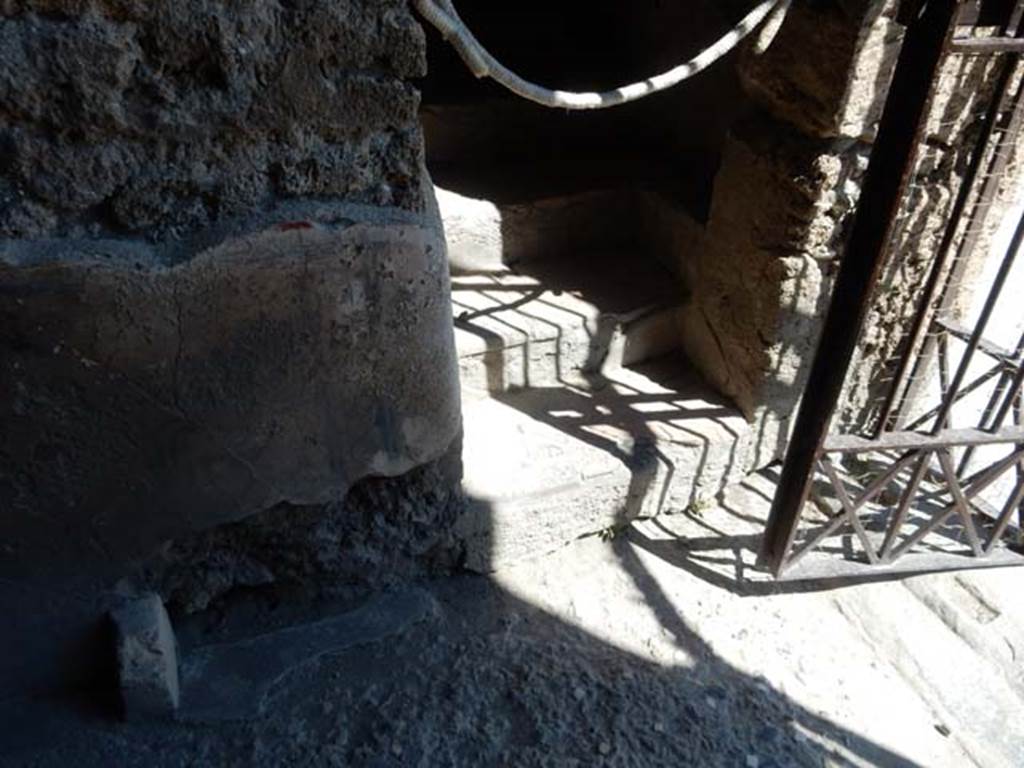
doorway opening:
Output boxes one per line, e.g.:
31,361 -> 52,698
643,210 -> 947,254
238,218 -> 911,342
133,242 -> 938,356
419,0 -> 757,386
417,1 -> 768,556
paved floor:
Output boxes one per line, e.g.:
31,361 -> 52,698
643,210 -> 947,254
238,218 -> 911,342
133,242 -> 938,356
3,472 -> 1022,767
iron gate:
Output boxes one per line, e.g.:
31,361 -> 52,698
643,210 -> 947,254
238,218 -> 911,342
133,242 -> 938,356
762,0 -> 1024,578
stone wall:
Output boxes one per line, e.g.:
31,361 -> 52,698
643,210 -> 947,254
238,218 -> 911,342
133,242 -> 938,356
837,54 -> 1024,432
0,0 -> 462,695
680,116 -> 869,460
680,0 -> 1018,460
681,0 -> 901,463
0,0 -> 428,237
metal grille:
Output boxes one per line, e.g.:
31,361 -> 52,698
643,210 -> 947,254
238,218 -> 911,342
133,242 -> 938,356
762,0 -> 1024,578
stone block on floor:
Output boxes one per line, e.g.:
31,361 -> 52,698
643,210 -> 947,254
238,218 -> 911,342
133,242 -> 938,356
111,594 -> 180,721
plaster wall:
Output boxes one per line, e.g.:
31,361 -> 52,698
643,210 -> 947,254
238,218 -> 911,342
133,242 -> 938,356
0,0 -> 462,695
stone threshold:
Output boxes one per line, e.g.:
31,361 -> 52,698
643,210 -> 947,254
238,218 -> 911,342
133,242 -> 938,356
457,356 -> 757,571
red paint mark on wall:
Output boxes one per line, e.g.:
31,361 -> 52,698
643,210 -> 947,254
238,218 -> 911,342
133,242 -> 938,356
278,221 -> 314,232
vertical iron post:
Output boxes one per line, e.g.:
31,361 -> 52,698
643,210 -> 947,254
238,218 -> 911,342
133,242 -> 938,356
760,0 -> 962,575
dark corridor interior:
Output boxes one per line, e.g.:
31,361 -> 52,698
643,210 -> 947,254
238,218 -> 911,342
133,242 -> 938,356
417,0 -> 759,216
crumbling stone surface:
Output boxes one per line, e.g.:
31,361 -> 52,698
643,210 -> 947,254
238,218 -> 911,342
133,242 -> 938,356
680,0 -> 893,456
681,117 -> 867,461
837,54 -> 1024,431
436,187 -> 505,274
112,594 -> 180,721
0,0 -> 428,241
739,0 -> 902,141
689,2 -> 1018,448
438,183 -> 705,281
131,442 -> 465,616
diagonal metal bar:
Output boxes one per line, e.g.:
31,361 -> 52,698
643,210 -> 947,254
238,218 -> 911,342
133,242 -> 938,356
984,467 -> 1024,553
937,449 -> 985,556
890,507 -> 959,559
957,322 -> 1024,476
783,509 -> 852,572
989,357 -> 1024,435
880,451 -> 932,561
825,425 -> 1024,453
767,3 -> 1024,576
784,452 -> 923,568
936,317 -> 1022,367
1016,392 -> 1024,536
820,456 -> 882,564
889,446 -> 1024,559
904,362 -> 1004,431
783,439 -> 1022,567
877,15 -> 1024,434
848,451 -> 923,507
929,209 -> 1024,434
957,444 -> 1024,492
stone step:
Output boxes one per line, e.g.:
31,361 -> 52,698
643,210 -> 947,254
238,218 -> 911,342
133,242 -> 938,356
436,172 -> 751,570
437,182 -> 705,280
456,356 -> 756,571
452,251 -> 689,397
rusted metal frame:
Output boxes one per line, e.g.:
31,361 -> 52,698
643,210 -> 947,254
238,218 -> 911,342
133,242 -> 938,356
784,512 -> 850,569
938,332 -> 952,427
989,354 -> 1024,429
819,457 -> 886,564
829,450 -> 922,509
903,362 -> 1005,431
958,329 -> 1024,472
785,506 -> 865,571
951,36 -> 1024,51
874,443 -> 1019,557
876,40 -> 1024,434
1017,394 -> 1024,532
918,452 -> 1024,552
876,437 -> 1023,562
984,468 -> 1024,551
929,70 -> 1024,322
830,450 -> 923,502
935,315 -> 1021,364
917,450 -> 1022,505
888,445 -> 1024,558
981,329 -> 1024,425
880,452 -> 933,560
834,445 -> 1022,558
983,363 -> 1024,530
881,42 -> 1024,433
760,0 -> 963,576
824,423 -> 1024,451
937,449 -> 986,553
920,106 -> 1024,438
793,446 -> 1024,566
784,451 -> 922,569
942,439 -> 1024,488
888,494 -> 974,560
920,442 -> 1024,507
929,209 -> 1024,432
